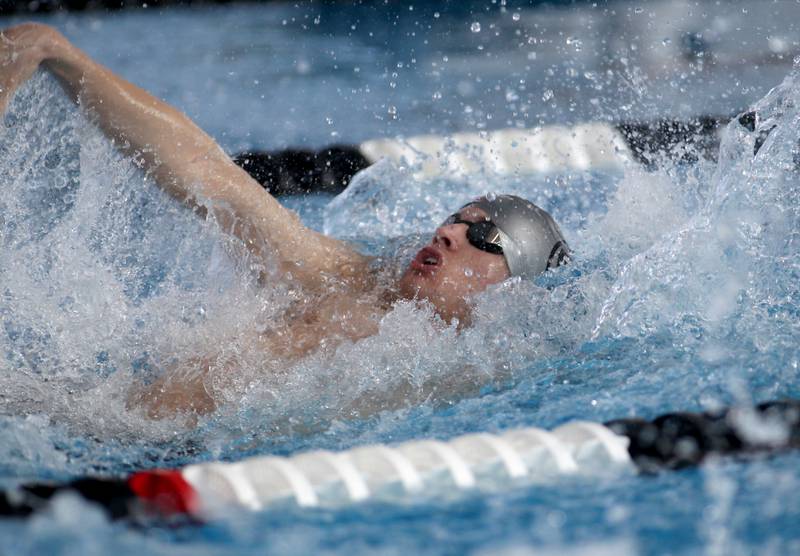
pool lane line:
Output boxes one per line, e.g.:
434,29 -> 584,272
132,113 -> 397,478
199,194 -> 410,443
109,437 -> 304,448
0,397 -> 797,522
233,116 -> 738,197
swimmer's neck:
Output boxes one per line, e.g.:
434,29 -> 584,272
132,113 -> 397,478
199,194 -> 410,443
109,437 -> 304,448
377,283 -> 473,329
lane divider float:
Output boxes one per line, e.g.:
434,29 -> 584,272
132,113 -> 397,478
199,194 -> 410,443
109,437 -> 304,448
233,116 -> 730,195
1,398 -> 797,522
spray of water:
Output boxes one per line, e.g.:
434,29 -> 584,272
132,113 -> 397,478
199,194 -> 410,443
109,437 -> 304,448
1,66 -> 800,474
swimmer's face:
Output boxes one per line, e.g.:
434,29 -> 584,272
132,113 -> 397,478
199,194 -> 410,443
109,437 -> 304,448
397,205 -> 510,324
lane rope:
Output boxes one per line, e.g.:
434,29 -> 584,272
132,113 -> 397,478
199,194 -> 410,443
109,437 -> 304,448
2,398 -> 797,522
172,421 -> 618,515
234,117 -> 730,195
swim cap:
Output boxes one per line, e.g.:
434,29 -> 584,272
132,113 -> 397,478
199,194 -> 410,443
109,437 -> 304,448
465,195 -> 570,278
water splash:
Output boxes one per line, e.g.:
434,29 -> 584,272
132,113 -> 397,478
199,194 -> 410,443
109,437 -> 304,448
2,66 -> 800,479
0,73 -> 285,445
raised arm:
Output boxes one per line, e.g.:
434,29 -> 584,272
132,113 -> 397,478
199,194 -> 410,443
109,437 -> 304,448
0,23 -> 371,292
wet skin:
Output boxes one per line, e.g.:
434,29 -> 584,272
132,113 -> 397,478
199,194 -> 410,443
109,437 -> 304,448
135,207 -> 512,419
0,23 -> 513,418
397,205 -> 511,325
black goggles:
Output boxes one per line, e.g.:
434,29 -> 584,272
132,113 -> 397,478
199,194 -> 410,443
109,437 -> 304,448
442,213 -> 504,255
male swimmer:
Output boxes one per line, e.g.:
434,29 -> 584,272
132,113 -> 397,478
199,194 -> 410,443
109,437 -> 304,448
0,23 -> 569,417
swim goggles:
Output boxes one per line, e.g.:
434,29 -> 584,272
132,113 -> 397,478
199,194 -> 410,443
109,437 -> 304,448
442,213 -> 504,255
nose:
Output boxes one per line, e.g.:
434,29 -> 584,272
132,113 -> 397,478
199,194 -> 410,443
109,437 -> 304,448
434,221 -> 465,250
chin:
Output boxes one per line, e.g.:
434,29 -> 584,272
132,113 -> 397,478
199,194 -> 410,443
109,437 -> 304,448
398,267 -> 429,297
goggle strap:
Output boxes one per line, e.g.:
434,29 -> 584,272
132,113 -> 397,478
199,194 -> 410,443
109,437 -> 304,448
546,241 -> 569,269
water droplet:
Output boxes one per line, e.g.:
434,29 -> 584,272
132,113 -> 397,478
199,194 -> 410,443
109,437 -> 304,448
313,16 -> 320,25
325,117 -> 333,125
566,37 -> 583,51
432,91 -> 442,100
434,11 -> 440,18
634,6 -> 643,14
512,13 -> 520,21
387,105 -> 397,117
470,22 -> 481,33
662,37 -> 672,46
464,268 -> 473,277
542,89 -> 554,101
486,191 -> 497,201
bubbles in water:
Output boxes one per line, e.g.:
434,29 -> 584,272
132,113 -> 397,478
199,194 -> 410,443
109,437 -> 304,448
512,13 -> 520,22
471,22 -> 481,33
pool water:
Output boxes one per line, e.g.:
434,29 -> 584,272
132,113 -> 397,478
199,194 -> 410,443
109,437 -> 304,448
1,1 -> 800,554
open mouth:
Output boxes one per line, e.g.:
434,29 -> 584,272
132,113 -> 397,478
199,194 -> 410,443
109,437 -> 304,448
410,246 -> 442,273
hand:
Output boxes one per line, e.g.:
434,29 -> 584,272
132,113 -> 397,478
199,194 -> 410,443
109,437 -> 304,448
0,23 -> 69,113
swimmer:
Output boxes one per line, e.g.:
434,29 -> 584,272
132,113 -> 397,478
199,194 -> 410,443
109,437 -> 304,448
0,23 -> 569,418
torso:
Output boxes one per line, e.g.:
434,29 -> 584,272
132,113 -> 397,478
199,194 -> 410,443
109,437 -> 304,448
131,259 -> 397,419
258,272 -> 393,360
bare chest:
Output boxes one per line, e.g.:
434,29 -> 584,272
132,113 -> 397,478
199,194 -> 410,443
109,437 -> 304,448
261,292 -> 383,360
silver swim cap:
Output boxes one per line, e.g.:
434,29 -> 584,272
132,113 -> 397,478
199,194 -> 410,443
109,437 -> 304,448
465,195 -> 570,278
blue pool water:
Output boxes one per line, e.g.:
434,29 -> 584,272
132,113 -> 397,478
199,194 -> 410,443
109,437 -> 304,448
1,1 -> 800,554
